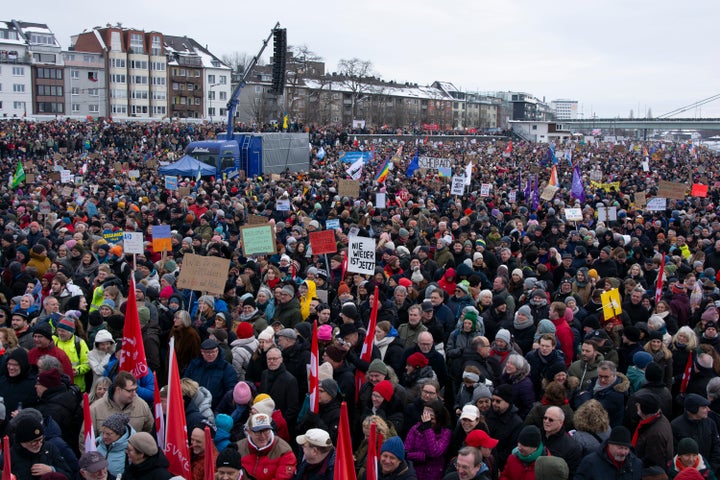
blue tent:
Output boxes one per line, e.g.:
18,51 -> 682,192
158,154 -> 217,177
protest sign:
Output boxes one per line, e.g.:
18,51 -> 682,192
565,208 -> 583,222
123,231 -> 144,254
276,199 -> 291,211
347,235 -> 376,275
338,179 -> 360,198
657,180 -> 687,200
103,229 -> 124,243
309,230 -> 338,255
691,184 -> 708,197
540,185 -> 559,201
601,288 -> 622,321
246,214 -> 267,225
151,225 -> 172,252
176,253 -> 231,296
418,157 -> 452,169
480,184 -> 491,197
634,191 -> 647,208
241,225 -> 277,256
165,176 -> 178,191
451,176 -> 465,196
646,197 -> 667,211
375,193 -> 386,209
326,219 -> 340,230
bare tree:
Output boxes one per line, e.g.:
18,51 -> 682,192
337,58 -> 375,122
284,45 -> 324,122
221,52 -> 262,79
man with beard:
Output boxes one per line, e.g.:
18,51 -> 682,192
574,426 -> 642,480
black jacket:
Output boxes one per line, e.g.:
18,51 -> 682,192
122,450 -> 174,480
574,439 -> 642,480
5,440 -> 72,480
260,364 -> 300,423
670,412 -> 720,472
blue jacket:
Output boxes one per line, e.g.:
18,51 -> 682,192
97,425 -> 135,476
184,353 -> 238,409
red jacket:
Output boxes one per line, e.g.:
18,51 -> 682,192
238,435 -> 297,480
499,449 -> 549,480
553,310 -> 575,367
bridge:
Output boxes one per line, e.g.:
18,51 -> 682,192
560,118 -> 720,130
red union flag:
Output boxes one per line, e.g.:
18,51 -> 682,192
2,435 -> 11,480
655,254 -> 665,306
83,393 -> 96,453
119,277 -> 149,379
153,376 -> 165,449
366,422 -> 379,480
334,402 -> 357,480
165,337 -> 191,478
309,321 -> 320,414
355,286 -> 378,401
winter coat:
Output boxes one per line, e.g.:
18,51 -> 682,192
184,351 -> 238,409
171,324 -> 202,374
293,449 -> 335,480
486,405 -> 524,471
670,412 -> 720,472
5,440 -> 72,480
238,435 -> 297,480
378,335 -> 406,375
36,382 -> 82,452
447,328 -> 480,380
96,424 -> 135,476
499,446 -> 549,480
192,386 -> 215,423
282,340 -> 311,399
624,383 -> 673,431
273,297 -> 303,328
0,349 -> 38,420
260,364 -> 300,423
122,450 -> 174,480
668,454 -> 718,480
403,422 -> 451,480
499,372 -> 535,420
87,329 -> 115,382
551,313 -> 575,367
567,353 -> 604,391
375,461 -> 418,480
230,336 -> 258,380
543,429 -> 582,476
587,373 -> 630,427
633,413 -> 673,473
574,439 -> 642,480
525,348 -> 565,398
53,334 -> 91,392
89,386 -> 154,435
569,428 -> 611,457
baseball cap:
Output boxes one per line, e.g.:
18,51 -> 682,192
79,451 -> 109,473
296,428 -> 332,448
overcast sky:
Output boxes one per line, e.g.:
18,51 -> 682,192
11,0 -> 720,118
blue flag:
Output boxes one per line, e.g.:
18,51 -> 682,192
571,165 -> 586,203
407,151 -> 419,178
542,145 -> 558,166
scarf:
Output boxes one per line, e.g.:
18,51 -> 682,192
674,454 -> 702,472
375,335 -> 394,358
513,317 -> 534,330
632,412 -> 660,447
240,308 -> 258,322
512,443 -> 544,464
607,445 -> 625,470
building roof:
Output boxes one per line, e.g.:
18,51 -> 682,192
164,35 -> 230,70
303,78 -> 451,100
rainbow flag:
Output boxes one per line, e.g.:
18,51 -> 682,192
548,165 -> 558,187
375,157 -> 391,183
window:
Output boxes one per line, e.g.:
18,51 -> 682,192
255,86 -> 262,94
37,102 -> 63,113
152,76 -> 165,86
151,62 -> 165,71
208,91 -> 216,100
12,66 -> 24,76
13,84 -> 25,93
36,68 -> 62,79
208,107 -> 215,116
194,97 -> 201,105
88,88 -> 99,96
111,105 -> 127,114
37,85 -> 63,96
130,60 -> 147,69
88,71 -> 98,82
13,101 -> 26,110
111,58 -> 126,68
152,91 -> 166,100
151,36 -> 162,56
72,103 -> 80,112
186,83 -> 194,91
208,74 -> 215,84
111,74 -> 126,83
219,91 -> 227,100
71,70 -> 79,79
129,33 -> 144,54
89,104 -> 99,113
30,33 -> 55,45
32,53 -> 56,63
152,105 -> 165,115
179,68 -> 186,77
219,75 -> 227,84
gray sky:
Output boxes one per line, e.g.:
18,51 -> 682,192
12,0 -> 720,118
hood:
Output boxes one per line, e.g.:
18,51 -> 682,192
94,329 -> 115,346
6,348 -> 30,377
443,268 -> 456,280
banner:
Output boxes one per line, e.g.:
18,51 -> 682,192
309,321 -> 320,414
347,235 -> 376,275
346,158 -> 364,180
165,337 -> 191,478
339,151 -> 374,164
118,277 -> 149,379
418,157 -> 452,169
590,180 -> 621,192
657,180 -> 687,200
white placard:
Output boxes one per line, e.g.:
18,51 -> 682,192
347,235 -> 376,275
565,208 -> 583,222
275,199 -> 291,211
597,206 -> 618,223
508,190 -> 517,203
375,193 -> 386,209
646,197 -> 667,211
61,170 -> 72,183
480,184 -> 491,197
451,176 -> 466,196
123,231 -> 144,254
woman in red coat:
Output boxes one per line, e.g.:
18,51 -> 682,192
500,425 -> 549,480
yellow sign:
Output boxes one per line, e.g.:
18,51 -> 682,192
601,288 -> 622,321
590,180 -> 621,193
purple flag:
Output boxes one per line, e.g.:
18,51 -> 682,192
531,175 -> 539,211
571,165 -> 586,203
524,176 -> 531,199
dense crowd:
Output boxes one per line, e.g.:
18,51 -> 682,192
0,118 -> 719,480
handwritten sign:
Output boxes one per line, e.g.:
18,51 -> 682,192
646,197 -> 667,211
375,193 -> 386,209
418,157 -> 452,169
508,190 -> 517,203
451,176 -> 465,196
176,253 -> 231,296
275,199 -> 291,211
61,170 -> 72,184
39,202 -> 52,215
634,191 -> 647,208
165,176 -> 178,191
691,183 -> 708,198
540,185 -> 560,201
309,230 -> 337,255
347,235 -> 376,275
657,180 -> 687,200
246,214 -> 267,225
241,225 -> 277,256
123,231 -> 144,254
480,184 -> 491,197
326,219 -> 340,231
565,208 -> 583,222
338,179 -> 360,198
152,225 -> 172,252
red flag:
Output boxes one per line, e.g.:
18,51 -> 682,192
355,286 -> 379,401
119,277 -> 149,379
165,337 -> 191,479
366,422 -> 379,480
153,375 -> 166,449
309,321 -> 320,414
505,141 -> 513,153
2,435 -> 11,480
655,254 -> 665,306
83,393 -> 97,453
203,426 -> 215,479
353,136 -> 359,148
341,250 -> 348,284
334,402 -> 357,480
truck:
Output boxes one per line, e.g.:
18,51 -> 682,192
184,23 -> 309,178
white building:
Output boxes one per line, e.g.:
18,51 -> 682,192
0,21 -> 31,118
551,99 -> 579,120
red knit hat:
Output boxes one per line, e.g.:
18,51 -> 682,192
236,322 -> 254,340
373,380 -> 394,402
159,286 -> 174,299
407,352 -> 429,369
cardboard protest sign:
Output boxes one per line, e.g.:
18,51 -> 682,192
246,214 -> 267,225
176,253 -> 231,296
347,235 -> 376,275
151,225 -> 172,253
338,179 -> 360,198
241,225 -> 277,256
540,185 -> 559,201
657,180 -> 687,200
634,191 -> 647,208
564,208 -> 583,222
309,230 -> 337,255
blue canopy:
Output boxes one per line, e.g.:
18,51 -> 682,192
158,154 -> 217,177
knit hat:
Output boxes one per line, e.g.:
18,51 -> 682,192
109,245 -> 123,257
15,416 -> 44,443
338,323 -> 358,338
373,380 -> 394,402
465,429 -> 499,449
33,323 -> 53,340
517,425 -> 542,448
258,326 -> 275,342
101,299 -> 116,310
128,432 -> 158,456
277,328 -> 297,340
324,345 -> 346,362
623,326 -> 641,343
320,378 -> 339,399
56,316 -> 76,332
516,305 -> 533,321
252,395 -> 275,416
685,393 -> 711,413
368,359 -> 389,376
243,297 -> 256,308
159,286 -> 174,299
492,295 -> 506,308
37,368 -> 63,389
102,413 -> 130,435
235,322 -> 254,339
318,324 -> 333,341
281,285 -> 295,297
407,352 -> 429,369
380,436 -> 405,461
607,426 -> 632,447
534,456 -> 569,480
632,351 -> 653,369
318,362 -> 334,381
471,384 -> 492,402
337,283 -> 351,296
216,447 -> 242,470
645,362 -> 663,383
137,306 -> 150,326
636,392 -> 660,415
341,302 -> 359,318
493,384 -> 514,404
233,381 -> 252,405
495,328 -> 511,345
544,362 -> 567,382
198,295 -> 215,309
215,414 -> 233,433
678,437 -> 700,455
162,273 -> 177,286
702,307 -> 718,322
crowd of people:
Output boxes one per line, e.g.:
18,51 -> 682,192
0,117 -> 720,480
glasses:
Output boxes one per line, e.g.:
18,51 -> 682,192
120,386 -> 138,393
421,389 -> 437,396
543,417 -> 558,422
